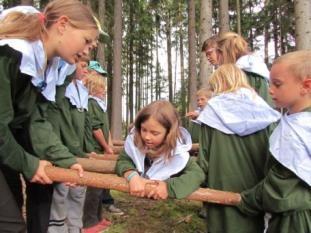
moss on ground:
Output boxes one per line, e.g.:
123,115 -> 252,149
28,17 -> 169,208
102,191 -> 206,233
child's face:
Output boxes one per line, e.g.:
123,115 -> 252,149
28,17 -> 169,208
75,61 -> 89,81
205,46 -> 218,65
55,18 -> 98,64
269,63 -> 306,113
140,117 -> 167,150
197,95 -> 209,108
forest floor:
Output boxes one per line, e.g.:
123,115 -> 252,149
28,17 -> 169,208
102,190 -> 206,233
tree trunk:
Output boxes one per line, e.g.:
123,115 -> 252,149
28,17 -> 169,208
294,0 -> 311,49
236,0 -> 241,35
20,0 -> 33,5
188,0 -> 197,111
219,0 -> 229,33
180,22 -> 186,121
165,14 -> 173,103
199,0 -> 213,87
96,0 -> 106,67
111,0 -> 123,140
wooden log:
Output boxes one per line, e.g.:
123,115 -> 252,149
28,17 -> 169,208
77,158 -> 116,173
88,153 -> 119,161
45,166 -> 240,206
106,143 -> 200,158
112,146 -> 123,154
112,140 -> 124,146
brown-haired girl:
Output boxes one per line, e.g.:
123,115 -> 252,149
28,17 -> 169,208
116,100 -> 205,200
216,32 -> 271,103
197,64 -> 280,233
0,1 -> 98,232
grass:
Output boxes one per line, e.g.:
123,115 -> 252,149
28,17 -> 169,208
103,191 -> 206,233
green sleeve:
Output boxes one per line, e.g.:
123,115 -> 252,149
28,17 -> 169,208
0,46 -> 39,180
115,150 -> 136,176
167,157 -> 205,199
89,100 -> 103,130
83,111 -> 95,154
29,101 -> 77,168
238,157 -> 311,215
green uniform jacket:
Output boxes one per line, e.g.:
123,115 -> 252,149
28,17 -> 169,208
116,150 -> 205,199
238,109 -> 311,233
198,124 -> 271,233
45,76 -> 92,157
88,99 -> 110,153
245,71 -> 272,105
0,45 -> 39,179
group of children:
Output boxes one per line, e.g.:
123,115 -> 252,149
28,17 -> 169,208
0,1 -> 309,233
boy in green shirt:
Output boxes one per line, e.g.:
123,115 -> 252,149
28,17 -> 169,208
237,50 -> 311,233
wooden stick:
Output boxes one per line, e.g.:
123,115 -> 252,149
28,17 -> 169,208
77,158 -> 116,173
45,166 -> 240,206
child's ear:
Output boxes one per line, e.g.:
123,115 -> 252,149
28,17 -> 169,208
302,77 -> 311,93
56,16 -> 70,35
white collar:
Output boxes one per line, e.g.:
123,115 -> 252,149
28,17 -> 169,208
89,95 -> 107,112
124,127 -> 191,180
65,80 -> 89,111
57,60 -> 76,86
236,54 -> 270,80
269,111 -> 311,186
0,39 -> 61,101
197,88 -> 281,136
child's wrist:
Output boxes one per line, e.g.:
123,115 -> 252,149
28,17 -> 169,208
126,171 -> 139,182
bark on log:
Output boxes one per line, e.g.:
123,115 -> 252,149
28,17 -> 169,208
45,166 -> 240,206
110,143 -> 199,157
88,153 -> 119,161
112,140 -> 124,146
77,158 -> 116,173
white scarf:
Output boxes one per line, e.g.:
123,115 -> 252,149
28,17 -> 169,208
236,54 -> 270,80
57,59 -> 76,86
191,107 -> 203,125
269,111 -> 311,186
89,95 -> 107,112
0,39 -> 60,101
124,127 -> 191,180
197,88 -> 281,136
65,80 -> 89,111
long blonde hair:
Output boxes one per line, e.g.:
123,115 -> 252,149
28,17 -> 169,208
208,64 -> 251,94
0,0 -> 97,41
134,100 -> 181,159
217,32 -> 249,64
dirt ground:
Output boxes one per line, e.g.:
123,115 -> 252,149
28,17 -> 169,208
103,191 -> 206,233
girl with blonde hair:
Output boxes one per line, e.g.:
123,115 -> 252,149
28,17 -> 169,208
0,0 -> 99,232
116,100 -> 205,200
197,64 -> 280,233
216,32 -> 271,103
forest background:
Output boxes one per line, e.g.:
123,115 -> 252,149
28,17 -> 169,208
1,0 -> 311,140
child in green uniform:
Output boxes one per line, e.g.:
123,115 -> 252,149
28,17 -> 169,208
83,73 -> 113,233
197,64 -> 280,233
116,100 -> 205,200
186,88 -> 212,143
216,32 -> 271,103
237,50 -> 311,233
0,2 -> 98,232
47,58 -> 96,233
